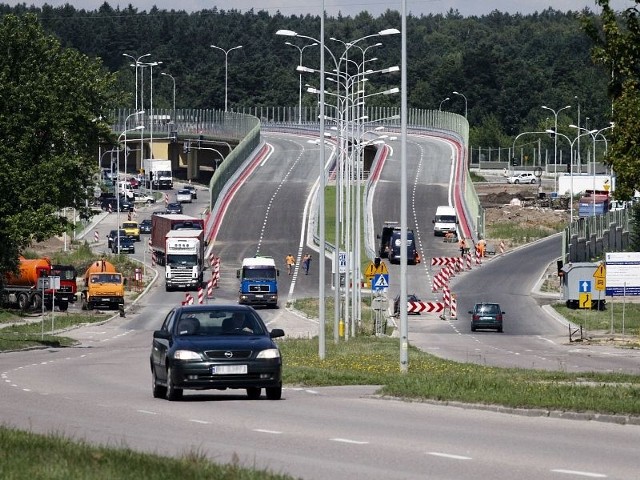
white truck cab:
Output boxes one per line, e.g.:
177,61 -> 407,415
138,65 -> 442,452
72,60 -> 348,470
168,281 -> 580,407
433,205 -> 458,236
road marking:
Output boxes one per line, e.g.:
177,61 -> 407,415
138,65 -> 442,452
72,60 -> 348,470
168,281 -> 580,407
190,419 -> 210,425
551,469 -> 607,478
137,410 -> 157,415
254,429 -> 282,434
427,452 -> 472,460
331,438 -> 369,445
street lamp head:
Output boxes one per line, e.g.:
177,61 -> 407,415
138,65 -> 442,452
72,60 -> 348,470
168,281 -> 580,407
383,87 -> 400,95
276,29 -> 297,37
546,129 -> 556,134
382,65 -> 400,73
378,28 -> 400,35
297,65 -> 315,73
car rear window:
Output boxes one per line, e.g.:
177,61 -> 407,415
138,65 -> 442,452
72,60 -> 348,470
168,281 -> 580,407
477,304 -> 500,314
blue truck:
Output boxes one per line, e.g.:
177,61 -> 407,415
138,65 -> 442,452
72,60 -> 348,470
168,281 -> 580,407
237,257 -> 279,307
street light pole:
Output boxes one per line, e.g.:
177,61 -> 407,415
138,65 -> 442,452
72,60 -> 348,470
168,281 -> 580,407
122,53 -> 151,113
117,126 -> 144,252
161,72 -> 176,120
210,44 -> 243,112
452,90 -> 467,118
541,105 -> 571,193
285,41 -> 318,124
439,97 -> 450,111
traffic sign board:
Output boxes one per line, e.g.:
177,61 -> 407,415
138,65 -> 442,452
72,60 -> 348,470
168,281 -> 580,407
579,280 -> 591,293
595,278 -> 605,291
593,263 -> 606,279
579,293 -> 592,309
372,274 -> 389,292
365,260 -> 389,279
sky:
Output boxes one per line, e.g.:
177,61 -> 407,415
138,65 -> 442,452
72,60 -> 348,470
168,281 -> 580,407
2,0 -> 637,17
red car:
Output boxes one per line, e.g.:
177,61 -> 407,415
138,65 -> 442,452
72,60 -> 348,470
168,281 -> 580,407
128,177 -> 140,189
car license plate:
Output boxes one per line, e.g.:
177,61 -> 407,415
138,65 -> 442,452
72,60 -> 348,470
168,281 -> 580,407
255,294 -> 264,298
211,365 -> 247,375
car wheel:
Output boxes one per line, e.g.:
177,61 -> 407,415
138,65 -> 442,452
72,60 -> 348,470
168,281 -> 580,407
152,367 -> 167,399
531,179 -> 536,184
470,324 -> 476,332
266,386 -> 282,400
165,366 -> 183,401
246,387 -> 261,400
514,179 -> 520,184
497,326 -> 503,333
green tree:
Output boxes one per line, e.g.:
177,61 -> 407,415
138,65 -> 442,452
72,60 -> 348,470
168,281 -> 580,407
583,0 -> 640,199
0,14 -> 117,275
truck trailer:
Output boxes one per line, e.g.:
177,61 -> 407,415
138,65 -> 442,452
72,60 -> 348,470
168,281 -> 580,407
1,257 -> 76,311
150,214 -> 205,266
165,229 -> 205,291
237,257 -> 279,307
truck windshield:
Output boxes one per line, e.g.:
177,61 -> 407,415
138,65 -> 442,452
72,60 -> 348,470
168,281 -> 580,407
51,267 -> 76,280
91,274 -> 121,284
436,215 -> 457,223
243,268 -> 276,280
167,255 -> 197,267
157,170 -> 171,177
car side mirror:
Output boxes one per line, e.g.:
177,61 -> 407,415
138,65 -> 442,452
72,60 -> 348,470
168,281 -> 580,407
468,310 -> 473,314
153,330 -> 171,340
270,328 -> 285,339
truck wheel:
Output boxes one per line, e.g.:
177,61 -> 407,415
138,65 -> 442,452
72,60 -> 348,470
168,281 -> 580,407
31,293 -> 43,310
17,292 -> 30,311
59,300 -> 69,312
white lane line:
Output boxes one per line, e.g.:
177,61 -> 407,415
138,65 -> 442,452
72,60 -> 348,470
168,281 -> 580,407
254,429 -> 282,435
137,410 -> 157,415
551,469 -> 607,478
427,452 -> 472,461
331,438 -> 369,445
190,419 -> 210,425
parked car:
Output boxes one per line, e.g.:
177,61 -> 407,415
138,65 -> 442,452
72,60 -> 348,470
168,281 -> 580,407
107,229 -> 127,249
150,304 -> 285,401
506,172 -> 537,184
139,219 -> 152,234
393,294 -> 422,316
468,302 -> 505,332
176,189 -> 193,204
165,202 -> 183,214
183,184 -> 198,200
112,236 -> 135,254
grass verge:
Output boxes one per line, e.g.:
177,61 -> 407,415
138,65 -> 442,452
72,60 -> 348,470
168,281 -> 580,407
0,427 -> 294,480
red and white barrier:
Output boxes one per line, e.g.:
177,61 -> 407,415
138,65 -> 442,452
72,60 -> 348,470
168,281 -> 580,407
197,287 -> 204,304
207,276 -> 214,298
182,293 -> 194,305
94,230 -> 99,243
408,301 -> 445,313
466,252 -> 472,270
500,241 -> 505,254
450,295 -> 457,319
164,193 -> 169,205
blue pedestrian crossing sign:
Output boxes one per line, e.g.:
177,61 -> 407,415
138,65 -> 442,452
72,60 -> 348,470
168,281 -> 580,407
372,274 -> 390,292
579,280 -> 592,293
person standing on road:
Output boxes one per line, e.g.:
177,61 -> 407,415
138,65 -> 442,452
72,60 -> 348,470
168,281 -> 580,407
285,254 -> 295,275
302,253 -> 312,275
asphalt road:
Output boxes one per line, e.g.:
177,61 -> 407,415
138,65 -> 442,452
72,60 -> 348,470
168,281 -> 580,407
1,132 -> 638,480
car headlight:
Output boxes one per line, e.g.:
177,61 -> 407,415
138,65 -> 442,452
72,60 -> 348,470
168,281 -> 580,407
256,348 -> 280,359
173,350 -> 202,360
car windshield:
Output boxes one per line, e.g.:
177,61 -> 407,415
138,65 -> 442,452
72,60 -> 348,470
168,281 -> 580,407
477,304 -> 500,314
175,310 -> 265,336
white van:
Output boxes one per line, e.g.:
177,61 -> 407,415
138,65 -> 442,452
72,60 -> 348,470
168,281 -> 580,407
433,205 -> 458,236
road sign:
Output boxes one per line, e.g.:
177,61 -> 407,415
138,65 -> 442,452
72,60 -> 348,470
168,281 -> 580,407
372,274 -> 389,292
579,293 -> 592,309
579,280 -> 591,293
338,251 -> 347,274
365,260 -> 389,279
408,301 -> 445,313
593,263 -> 605,279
